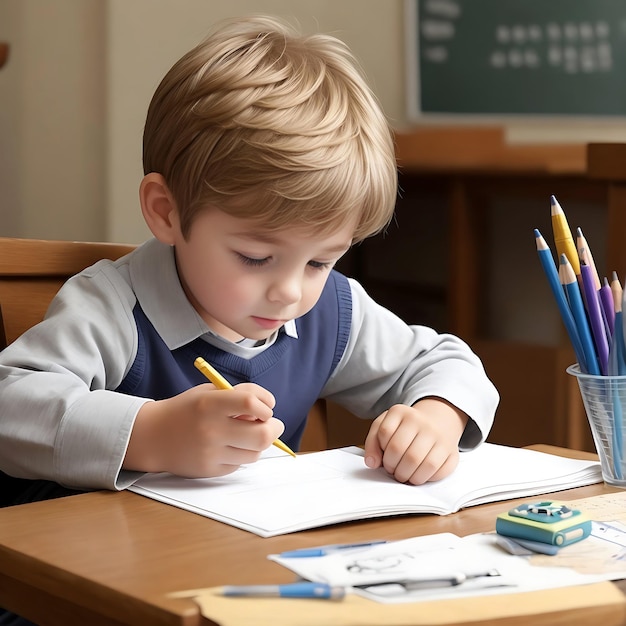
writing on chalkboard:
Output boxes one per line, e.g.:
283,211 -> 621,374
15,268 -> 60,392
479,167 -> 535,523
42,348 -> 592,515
406,0 -> 626,117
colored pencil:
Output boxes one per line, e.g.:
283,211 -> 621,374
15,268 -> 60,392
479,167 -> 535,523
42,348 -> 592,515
576,228 -> 601,290
551,195 -> 580,275
599,276 -> 615,337
608,280 -> 625,477
534,229 -> 587,372
580,262 -> 609,375
559,254 -> 600,375
613,273 -> 626,376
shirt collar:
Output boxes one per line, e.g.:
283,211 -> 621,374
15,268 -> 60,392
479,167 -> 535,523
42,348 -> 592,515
283,319 -> 298,338
129,238 -> 298,350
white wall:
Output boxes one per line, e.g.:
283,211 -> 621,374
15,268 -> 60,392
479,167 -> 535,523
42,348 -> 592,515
0,0 -> 106,240
2,0 -> 626,243
0,0 -> 405,242
104,0 -> 405,243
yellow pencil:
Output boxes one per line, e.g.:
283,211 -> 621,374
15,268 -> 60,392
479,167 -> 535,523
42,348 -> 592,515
551,195 -> 580,275
194,356 -> 296,458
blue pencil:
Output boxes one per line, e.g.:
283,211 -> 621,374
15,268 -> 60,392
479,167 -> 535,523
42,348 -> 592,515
609,312 -> 626,376
604,273 -> 625,480
610,378 -> 624,480
534,230 -> 588,372
559,254 -> 601,375
613,282 -> 626,473
610,272 -> 626,376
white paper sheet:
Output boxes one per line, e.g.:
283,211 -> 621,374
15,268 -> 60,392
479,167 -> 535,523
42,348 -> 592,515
270,533 -> 620,604
129,444 -> 602,537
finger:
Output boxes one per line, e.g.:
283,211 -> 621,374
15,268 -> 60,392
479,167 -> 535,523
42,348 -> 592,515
372,408 -> 401,451
378,416 -> 428,476
427,449 -> 460,482
178,419 -> 285,478
363,413 -> 385,468
226,416 -> 285,453
203,388 -> 275,422
406,447 -> 458,485
230,391 -> 275,422
233,382 -> 276,409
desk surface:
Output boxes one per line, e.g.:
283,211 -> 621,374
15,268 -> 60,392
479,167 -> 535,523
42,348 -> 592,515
0,445 -> 622,626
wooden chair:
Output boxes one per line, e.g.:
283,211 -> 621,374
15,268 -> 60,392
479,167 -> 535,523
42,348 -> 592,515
0,237 -> 137,505
0,237 -> 136,348
0,236 -> 335,450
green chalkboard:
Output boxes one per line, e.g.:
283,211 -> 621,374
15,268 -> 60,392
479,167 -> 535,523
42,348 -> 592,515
406,0 -> 626,117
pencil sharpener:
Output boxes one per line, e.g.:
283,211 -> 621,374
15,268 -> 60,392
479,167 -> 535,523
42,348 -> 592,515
496,500 -> 591,547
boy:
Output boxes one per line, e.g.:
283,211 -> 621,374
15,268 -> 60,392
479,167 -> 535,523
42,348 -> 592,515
0,15 -> 498,501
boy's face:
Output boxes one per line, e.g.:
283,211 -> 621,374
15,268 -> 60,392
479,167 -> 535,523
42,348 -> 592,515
172,207 -> 354,342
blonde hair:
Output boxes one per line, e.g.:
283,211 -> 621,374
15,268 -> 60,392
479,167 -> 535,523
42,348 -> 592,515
143,15 -> 397,242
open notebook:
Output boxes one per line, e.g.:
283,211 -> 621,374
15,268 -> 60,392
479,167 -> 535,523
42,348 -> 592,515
128,444 -> 602,537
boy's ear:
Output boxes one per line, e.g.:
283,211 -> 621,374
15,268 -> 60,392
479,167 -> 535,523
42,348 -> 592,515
139,173 -> 180,244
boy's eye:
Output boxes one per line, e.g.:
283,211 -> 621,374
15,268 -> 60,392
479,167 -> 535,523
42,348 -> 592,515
308,260 -> 332,270
237,253 -> 269,267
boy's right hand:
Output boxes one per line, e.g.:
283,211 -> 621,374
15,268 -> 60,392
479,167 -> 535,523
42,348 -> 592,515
123,382 -> 285,478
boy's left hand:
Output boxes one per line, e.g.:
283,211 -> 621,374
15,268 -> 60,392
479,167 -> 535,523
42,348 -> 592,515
363,398 -> 468,485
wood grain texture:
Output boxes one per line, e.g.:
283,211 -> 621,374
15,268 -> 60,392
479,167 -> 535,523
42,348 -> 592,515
0,446 -> 622,626
0,237 -> 135,346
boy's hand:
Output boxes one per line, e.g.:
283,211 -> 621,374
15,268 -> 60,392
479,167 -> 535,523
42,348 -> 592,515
363,398 -> 468,485
124,382 -> 285,478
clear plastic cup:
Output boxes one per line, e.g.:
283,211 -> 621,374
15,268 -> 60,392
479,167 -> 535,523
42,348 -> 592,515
567,363 -> 626,487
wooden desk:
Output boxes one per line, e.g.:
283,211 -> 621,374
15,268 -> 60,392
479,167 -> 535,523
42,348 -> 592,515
0,446 -> 623,626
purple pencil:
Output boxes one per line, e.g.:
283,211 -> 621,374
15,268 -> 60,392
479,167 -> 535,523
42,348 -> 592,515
580,262 -> 609,375
599,276 -> 615,337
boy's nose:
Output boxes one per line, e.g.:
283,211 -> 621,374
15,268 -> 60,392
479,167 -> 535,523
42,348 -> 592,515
267,274 -> 302,305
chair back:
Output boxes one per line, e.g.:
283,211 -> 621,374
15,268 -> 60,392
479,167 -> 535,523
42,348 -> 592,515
0,237 -> 136,348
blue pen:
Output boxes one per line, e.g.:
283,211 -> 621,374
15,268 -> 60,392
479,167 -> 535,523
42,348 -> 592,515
222,582 -> 345,599
279,540 -> 387,558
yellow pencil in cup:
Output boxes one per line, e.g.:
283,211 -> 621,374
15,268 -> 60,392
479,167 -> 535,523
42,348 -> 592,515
551,195 -> 580,276
193,356 -> 296,458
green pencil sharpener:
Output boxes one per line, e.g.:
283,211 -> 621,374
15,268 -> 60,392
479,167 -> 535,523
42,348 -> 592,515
496,500 -> 591,547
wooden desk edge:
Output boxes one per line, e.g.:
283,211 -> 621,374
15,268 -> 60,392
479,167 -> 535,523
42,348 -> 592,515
0,490 -> 204,626
527,443 -> 599,460
0,444 -> 614,626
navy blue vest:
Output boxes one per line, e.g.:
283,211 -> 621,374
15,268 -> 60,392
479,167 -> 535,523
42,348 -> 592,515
115,271 -> 352,450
